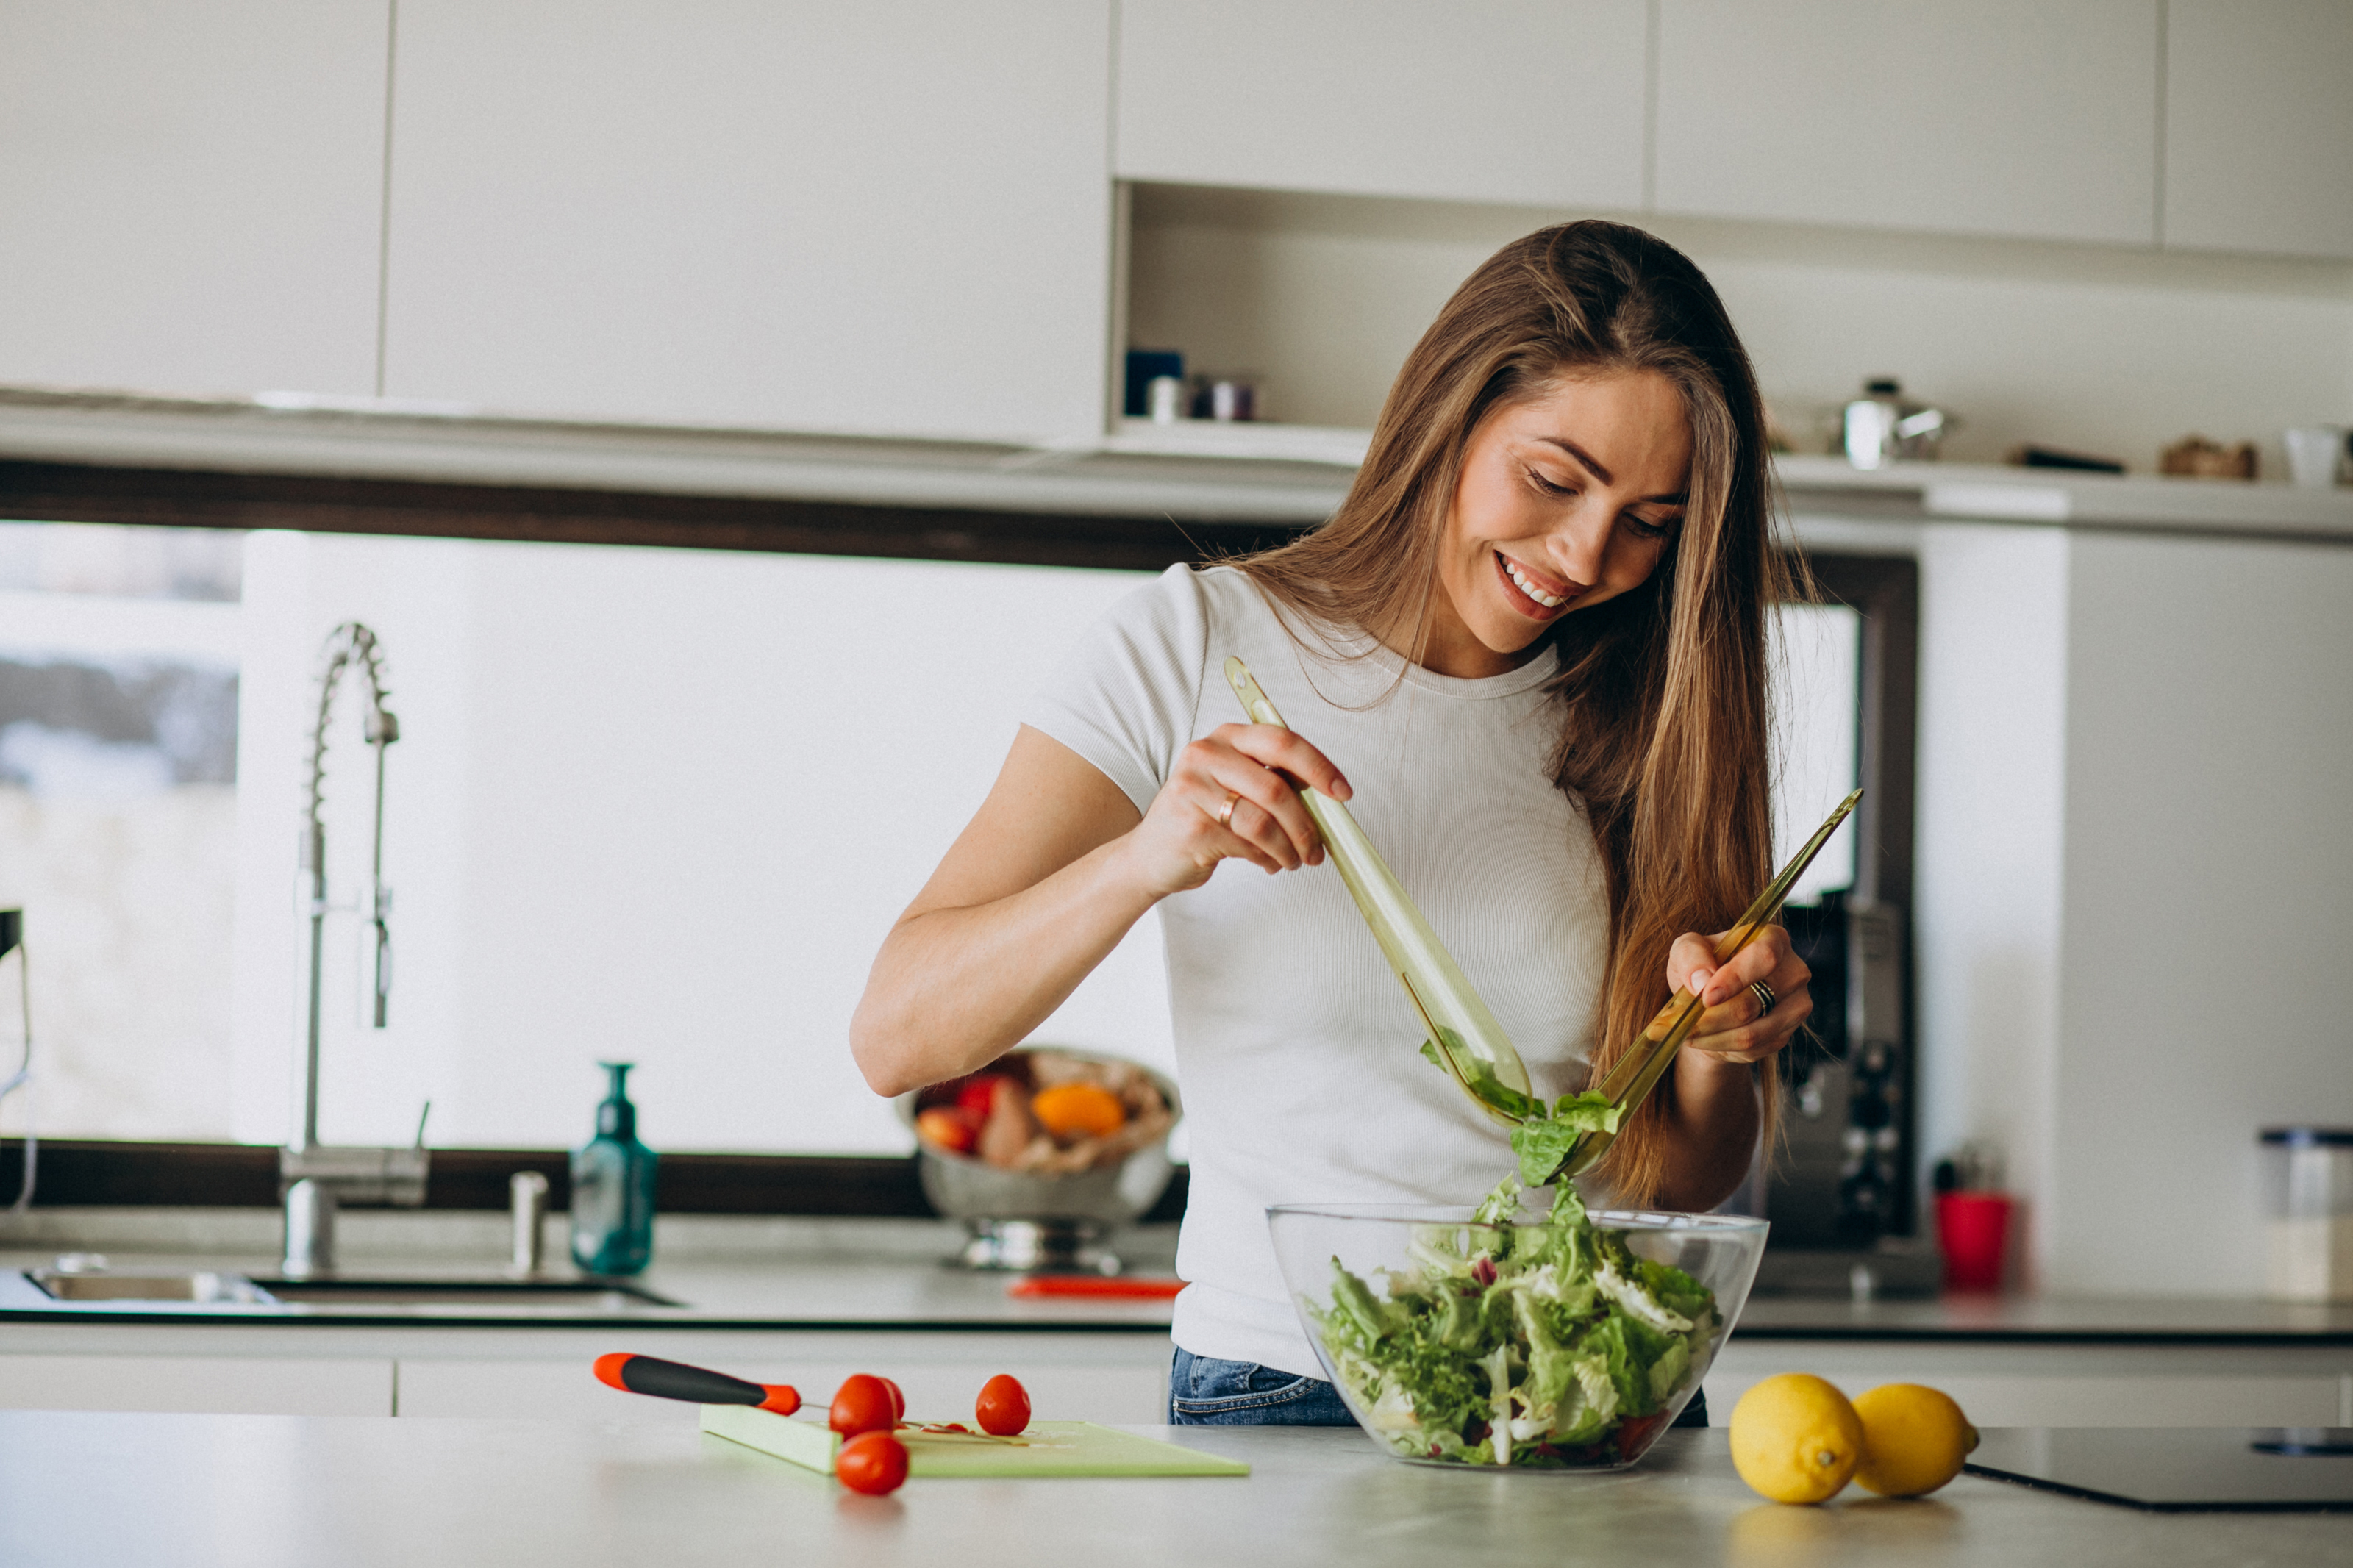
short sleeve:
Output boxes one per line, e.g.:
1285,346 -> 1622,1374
1023,563 -> 1210,815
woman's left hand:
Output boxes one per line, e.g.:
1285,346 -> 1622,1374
1665,926 -> 1812,1067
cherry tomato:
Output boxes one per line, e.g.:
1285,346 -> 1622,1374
879,1377 -> 906,1422
975,1373 -> 1030,1436
835,1430 -> 908,1496
829,1374 -> 896,1437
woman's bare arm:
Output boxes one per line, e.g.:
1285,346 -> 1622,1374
849,721 -> 1349,1098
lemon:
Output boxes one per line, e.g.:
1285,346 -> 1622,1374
1851,1383 -> 1979,1497
1729,1373 -> 1865,1505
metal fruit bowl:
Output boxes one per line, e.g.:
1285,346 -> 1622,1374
896,1047 -> 1181,1273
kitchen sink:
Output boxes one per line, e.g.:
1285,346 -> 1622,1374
28,1270 -> 274,1304
23,1270 -> 682,1309
250,1277 -> 681,1308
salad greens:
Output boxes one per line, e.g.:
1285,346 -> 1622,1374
1308,1175 -> 1718,1468
1419,1032 -> 1624,1187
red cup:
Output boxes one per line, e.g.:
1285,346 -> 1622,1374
1936,1192 -> 2014,1292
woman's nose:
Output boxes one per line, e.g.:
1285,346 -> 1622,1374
1548,515 -> 1610,584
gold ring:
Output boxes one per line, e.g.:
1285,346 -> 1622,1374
1749,980 -> 1777,1015
1216,793 -> 1239,828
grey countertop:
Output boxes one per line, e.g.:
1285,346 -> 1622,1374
4,1210 -> 2349,1339
3,1412 -> 2348,1568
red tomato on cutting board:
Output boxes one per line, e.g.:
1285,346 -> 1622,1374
836,1431 -> 908,1495
830,1375 -> 896,1437
976,1374 -> 1030,1436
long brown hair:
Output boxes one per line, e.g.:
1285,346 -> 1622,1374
1238,220 -> 1799,1206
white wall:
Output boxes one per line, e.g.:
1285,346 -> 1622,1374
215,534 -> 1868,1160
228,534 -> 1171,1155
1907,523 -> 2070,1286
2046,533 -> 2353,1295
1128,186 -> 2353,477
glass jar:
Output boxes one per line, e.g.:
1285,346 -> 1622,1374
2261,1128 -> 2353,1303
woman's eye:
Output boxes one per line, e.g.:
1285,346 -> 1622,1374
1622,513 -> 1675,541
1525,467 -> 1574,498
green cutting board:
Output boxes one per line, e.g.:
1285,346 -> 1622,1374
699,1406 -> 1249,1478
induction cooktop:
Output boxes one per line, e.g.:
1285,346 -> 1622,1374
1966,1428 -> 2353,1511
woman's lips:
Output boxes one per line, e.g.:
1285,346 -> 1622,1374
1493,551 -> 1578,620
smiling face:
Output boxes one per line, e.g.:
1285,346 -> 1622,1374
1413,370 -> 1693,679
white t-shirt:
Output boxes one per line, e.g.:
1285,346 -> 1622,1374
1025,564 -> 1610,1375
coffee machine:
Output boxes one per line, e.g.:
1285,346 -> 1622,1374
1754,890 -> 1938,1295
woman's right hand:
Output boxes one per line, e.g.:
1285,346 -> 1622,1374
1116,723 -> 1352,897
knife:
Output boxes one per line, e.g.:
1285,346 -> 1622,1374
593,1352 -> 801,1414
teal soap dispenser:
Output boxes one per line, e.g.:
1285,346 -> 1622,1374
571,1062 -> 657,1276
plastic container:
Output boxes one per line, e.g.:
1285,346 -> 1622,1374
1267,1201 -> 1766,1470
571,1062 -> 658,1276
2262,1127 -> 2353,1303
1935,1191 -> 2014,1292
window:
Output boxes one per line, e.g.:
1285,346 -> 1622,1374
0,522 -> 242,1140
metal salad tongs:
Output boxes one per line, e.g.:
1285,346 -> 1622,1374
1225,656 -> 1863,1173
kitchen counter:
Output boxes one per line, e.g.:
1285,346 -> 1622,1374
5,1218 -> 2349,1339
4,1220 -> 2350,1429
1737,1292 -> 2353,1344
0,1250 -> 1182,1331
4,1411 -> 2348,1568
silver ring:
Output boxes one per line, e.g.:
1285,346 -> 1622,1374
1748,980 -> 1777,1016
1215,793 -> 1238,828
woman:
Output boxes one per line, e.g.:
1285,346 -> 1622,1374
852,221 -> 1811,1426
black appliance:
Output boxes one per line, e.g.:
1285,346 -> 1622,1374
1756,890 -> 1929,1291
1968,1427 -> 2353,1511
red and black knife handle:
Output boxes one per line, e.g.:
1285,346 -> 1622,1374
593,1353 -> 800,1414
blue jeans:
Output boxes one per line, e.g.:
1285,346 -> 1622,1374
1167,1345 -> 1712,1430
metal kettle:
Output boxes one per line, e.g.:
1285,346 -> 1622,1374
1843,379 -> 1949,469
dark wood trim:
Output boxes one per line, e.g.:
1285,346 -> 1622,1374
0,459 -> 1310,571
0,1139 -> 1190,1225
1794,551 -> 1922,1237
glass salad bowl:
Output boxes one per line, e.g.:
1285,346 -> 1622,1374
1268,1198 -> 1768,1470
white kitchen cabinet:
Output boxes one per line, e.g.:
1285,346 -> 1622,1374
2160,0 -> 2353,259
0,1353 -> 393,1417
1654,1 -> 2162,246
381,1 -> 1113,445
1115,1 -> 1647,211
0,1 -> 389,399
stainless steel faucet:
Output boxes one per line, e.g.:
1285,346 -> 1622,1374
280,623 -> 428,1277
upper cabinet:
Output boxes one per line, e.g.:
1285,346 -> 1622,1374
1115,1 -> 1647,211
381,1 -> 1113,444
0,1 -> 389,399
2162,0 -> 2353,260
1653,1 -> 2161,246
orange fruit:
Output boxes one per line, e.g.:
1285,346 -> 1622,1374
1029,1082 -> 1125,1139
